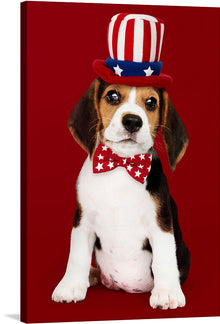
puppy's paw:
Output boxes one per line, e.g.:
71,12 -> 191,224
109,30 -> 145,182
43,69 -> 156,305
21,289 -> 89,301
150,287 -> 185,310
52,278 -> 87,303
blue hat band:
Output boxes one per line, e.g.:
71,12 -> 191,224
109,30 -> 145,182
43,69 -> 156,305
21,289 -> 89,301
106,57 -> 162,77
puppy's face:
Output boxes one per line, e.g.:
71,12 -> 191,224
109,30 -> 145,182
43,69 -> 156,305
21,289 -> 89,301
98,84 -> 160,156
68,78 -> 188,170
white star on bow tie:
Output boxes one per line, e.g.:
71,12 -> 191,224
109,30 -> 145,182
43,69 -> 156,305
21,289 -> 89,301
127,165 -> 133,172
98,154 -> 104,160
107,161 -> 114,169
102,145 -> 108,151
96,163 -> 103,171
135,170 -> 141,177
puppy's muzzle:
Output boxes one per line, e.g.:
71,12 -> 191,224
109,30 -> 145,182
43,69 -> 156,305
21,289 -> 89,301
122,114 -> 143,134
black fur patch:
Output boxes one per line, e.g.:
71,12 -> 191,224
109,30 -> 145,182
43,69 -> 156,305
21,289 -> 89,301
158,89 -> 189,171
73,208 -> 81,228
95,236 -> 102,250
147,149 -> 172,232
68,80 -> 99,157
147,148 -> 190,284
142,238 -> 152,253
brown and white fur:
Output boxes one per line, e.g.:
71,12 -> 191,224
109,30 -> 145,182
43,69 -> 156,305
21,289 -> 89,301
52,78 -> 190,310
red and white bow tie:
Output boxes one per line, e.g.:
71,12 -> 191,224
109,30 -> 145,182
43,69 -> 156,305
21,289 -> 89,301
93,142 -> 152,184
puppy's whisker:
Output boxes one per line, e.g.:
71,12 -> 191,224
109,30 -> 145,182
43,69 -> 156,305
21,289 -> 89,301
155,124 -> 171,133
88,133 -> 97,147
88,127 -> 104,148
88,122 -> 99,132
97,132 -> 102,142
99,129 -> 105,140
89,119 -> 99,127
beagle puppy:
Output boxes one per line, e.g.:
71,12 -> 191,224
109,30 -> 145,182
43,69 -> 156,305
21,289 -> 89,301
52,78 -> 190,310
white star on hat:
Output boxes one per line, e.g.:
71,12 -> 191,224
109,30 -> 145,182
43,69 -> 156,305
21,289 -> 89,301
113,64 -> 123,76
139,154 -> 145,160
96,163 -> 103,171
127,165 -> 133,171
144,66 -> 154,76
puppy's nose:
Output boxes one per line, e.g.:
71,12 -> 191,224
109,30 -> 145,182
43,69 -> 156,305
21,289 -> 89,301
122,114 -> 143,133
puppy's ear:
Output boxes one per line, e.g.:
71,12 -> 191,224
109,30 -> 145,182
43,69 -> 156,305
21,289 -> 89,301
161,90 -> 189,171
68,79 -> 101,157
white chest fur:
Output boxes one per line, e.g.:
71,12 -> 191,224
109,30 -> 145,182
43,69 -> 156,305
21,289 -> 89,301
77,157 -> 157,292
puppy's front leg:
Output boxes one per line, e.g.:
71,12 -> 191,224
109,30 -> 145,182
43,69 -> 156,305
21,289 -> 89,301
52,223 -> 95,303
149,230 -> 185,310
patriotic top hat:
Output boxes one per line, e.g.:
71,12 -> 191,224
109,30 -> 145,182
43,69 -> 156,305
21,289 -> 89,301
92,13 -> 172,88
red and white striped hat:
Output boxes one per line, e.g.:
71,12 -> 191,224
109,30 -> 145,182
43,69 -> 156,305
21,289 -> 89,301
92,13 -> 172,87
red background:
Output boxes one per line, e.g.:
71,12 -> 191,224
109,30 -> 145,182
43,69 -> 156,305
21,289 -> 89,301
21,1 -> 220,323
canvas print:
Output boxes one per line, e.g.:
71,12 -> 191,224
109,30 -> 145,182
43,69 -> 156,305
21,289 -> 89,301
52,12 -> 190,309
21,1 -> 220,323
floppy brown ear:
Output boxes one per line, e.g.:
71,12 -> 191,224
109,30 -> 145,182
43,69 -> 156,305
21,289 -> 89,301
161,90 -> 189,171
68,79 -> 101,157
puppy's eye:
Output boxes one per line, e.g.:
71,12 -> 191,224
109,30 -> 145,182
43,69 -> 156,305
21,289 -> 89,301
145,97 -> 158,111
105,90 -> 121,105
